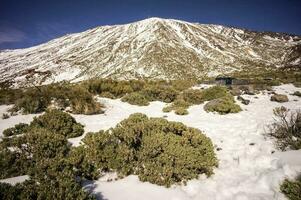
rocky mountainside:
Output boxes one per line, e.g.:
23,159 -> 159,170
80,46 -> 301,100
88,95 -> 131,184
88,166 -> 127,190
0,17 -> 300,87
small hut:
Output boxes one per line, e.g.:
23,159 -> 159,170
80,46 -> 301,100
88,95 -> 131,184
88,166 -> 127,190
215,76 -> 235,85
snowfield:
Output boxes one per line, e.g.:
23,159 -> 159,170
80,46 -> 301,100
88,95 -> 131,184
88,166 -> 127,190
0,84 -> 301,200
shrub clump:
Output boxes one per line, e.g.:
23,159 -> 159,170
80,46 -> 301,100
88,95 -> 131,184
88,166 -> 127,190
267,107 -> 301,150
121,92 -> 150,106
13,88 -> 51,114
201,86 -> 228,101
182,89 -> 204,104
77,113 -> 218,187
204,95 -> 242,114
99,91 -> 116,99
280,176 -> 301,200
162,97 -> 191,115
68,86 -> 104,115
2,123 -> 29,137
141,85 -> 178,103
31,109 -> 84,138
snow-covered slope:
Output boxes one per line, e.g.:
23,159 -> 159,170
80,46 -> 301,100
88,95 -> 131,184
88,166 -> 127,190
1,84 -> 301,199
0,18 -> 301,86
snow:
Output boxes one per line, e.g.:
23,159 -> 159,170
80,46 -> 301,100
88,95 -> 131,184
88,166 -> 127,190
291,58 -> 301,65
0,175 -> 29,186
0,105 -> 39,138
1,84 -> 301,200
74,84 -> 301,200
2,17 -> 299,86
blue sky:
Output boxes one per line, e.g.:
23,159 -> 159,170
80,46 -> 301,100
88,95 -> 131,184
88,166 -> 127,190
0,0 -> 300,49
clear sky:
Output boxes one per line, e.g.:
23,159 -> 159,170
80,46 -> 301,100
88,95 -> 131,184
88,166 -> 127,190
0,0 -> 300,50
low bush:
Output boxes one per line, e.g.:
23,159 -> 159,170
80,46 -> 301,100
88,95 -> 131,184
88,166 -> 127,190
0,182 -> 21,200
280,176 -> 301,200
141,85 -> 178,103
201,86 -> 228,101
13,88 -> 51,114
76,113 -> 217,187
204,95 -> 242,114
121,92 -> 150,106
2,123 -> 29,137
0,88 -> 22,105
175,107 -> 189,115
162,97 -> 191,115
68,86 -> 104,115
99,91 -> 116,99
0,114 -> 95,199
0,148 -> 31,179
182,89 -> 204,104
267,107 -> 301,150
31,109 -> 84,138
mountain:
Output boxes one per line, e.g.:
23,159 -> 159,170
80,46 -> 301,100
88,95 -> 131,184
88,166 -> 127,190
0,17 -> 300,87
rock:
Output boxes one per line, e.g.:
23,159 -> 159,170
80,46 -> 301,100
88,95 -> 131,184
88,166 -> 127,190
230,88 -> 242,96
270,94 -> 289,103
240,85 -> 256,95
292,91 -> 301,97
237,96 -> 250,105
230,86 -> 242,96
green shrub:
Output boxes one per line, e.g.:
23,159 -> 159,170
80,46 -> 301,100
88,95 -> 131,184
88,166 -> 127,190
182,89 -> 204,104
175,107 -> 189,115
0,182 -> 21,200
0,118 -> 95,199
170,79 -> 196,91
13,88 -> 51,114
0,88 -> 22,105
0,149 -> 31,179
280,176 -> 301,200
3,123 -> 29,137
121,92 -> 150,106
78,113 -> 217,187
68,86 -> 104,115
267,107 -> 301,150
201,86 -> 228,101
24,127 -> 70,160
204,95 -> 242,114
99,91 -> 116,99
142,85 -> 178,103
31,109 -> 84,138
162,97 -> 191,115
162,106 -> 173,113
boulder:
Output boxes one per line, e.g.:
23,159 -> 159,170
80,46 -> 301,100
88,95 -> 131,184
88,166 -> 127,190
270,94 -> 289,103
237,96 -> 250,105
239,85 -> 256,95
230,87 -> 242,96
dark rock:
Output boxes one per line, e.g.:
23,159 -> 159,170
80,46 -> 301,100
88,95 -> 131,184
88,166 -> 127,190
270,94 -> 289,103
237,96 -> 250,105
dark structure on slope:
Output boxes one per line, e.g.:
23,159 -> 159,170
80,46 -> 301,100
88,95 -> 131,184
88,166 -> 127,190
215,77 -> 249,85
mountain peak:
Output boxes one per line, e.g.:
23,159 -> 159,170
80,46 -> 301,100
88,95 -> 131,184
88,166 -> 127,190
0,18 -> 300,87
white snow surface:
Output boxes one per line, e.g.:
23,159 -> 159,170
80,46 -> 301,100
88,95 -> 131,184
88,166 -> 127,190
0,84 -> 301,200
0,175 -> 29,186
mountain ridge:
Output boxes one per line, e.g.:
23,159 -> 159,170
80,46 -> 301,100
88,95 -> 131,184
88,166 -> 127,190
0,17 -> 300,87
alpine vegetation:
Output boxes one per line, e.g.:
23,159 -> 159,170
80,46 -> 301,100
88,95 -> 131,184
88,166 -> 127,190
72,113 -> 218,187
